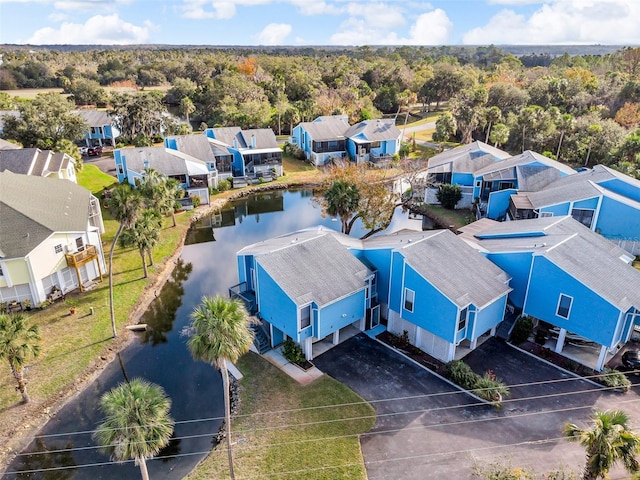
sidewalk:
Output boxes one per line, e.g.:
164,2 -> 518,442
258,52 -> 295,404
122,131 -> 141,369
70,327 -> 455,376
262,348 -> 323,386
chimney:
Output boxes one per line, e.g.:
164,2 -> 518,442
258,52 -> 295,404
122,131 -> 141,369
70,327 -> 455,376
251,135 -> 256,148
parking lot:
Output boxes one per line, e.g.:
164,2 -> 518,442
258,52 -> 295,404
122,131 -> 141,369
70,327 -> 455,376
313,334 -> 637,479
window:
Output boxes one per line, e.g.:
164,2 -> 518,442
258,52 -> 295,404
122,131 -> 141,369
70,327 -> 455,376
556,294 -> 573,319
0,265 -> 3,276
404,288 -> 415,312
75,237 -> 84,249
300,305 -> 311,329
54,244 -> 63,254
571,208 -> 594,228
539,212 -> 553,218
116,164 -> 124,175
458,307 -> 468,331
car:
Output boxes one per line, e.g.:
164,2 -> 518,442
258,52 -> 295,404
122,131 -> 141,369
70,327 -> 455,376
87,146 -> 103,157
78,146 -> 88,156
621,350 -> 640,370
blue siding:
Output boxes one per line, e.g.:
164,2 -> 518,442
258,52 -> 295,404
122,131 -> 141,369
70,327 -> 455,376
597,196 -> 640,240
237,256 -> 248,284
472,295 -> 508,339
524,256 -> 621,346
600,178 -> 640,202
452,172 -> 474,186
402,265 -> 458,342
231,151 -> 244,177
114,151 -> 126,183
346,140 -> 356,159
539,203 -> 570,216
255,264 -> 298,339
317,291 -> 366,338
389,252 -> 405,312
359,248 -> 392,304
573,197 -> 599,209
486,252 -> 532,309
487,189 -> 517,220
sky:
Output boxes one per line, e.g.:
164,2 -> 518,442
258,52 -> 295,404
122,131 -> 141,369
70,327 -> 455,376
0,0 -> 639,46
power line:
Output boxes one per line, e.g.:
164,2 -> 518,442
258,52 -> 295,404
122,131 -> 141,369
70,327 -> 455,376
4,370 -> 638,445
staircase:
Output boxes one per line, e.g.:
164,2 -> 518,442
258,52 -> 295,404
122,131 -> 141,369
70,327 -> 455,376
496,311 -> 518,341
251,323 -> 271,354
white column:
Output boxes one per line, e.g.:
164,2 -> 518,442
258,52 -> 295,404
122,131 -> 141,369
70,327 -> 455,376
490,326 -> 497,336
447,343 -> 456,362
332,330 -> 340,346
596,345 -> 608,372
304,337 -> 313,361
470,337 -> 478,350
555,328 -> 567,353
359,316 -> 366,331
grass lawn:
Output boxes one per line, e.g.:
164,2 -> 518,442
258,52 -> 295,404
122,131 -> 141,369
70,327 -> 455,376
415,204 -> 475,229
77,164 -> 118,194
1,88 -> 67,99
400,111 -> 442,128
187,352 -> 375,480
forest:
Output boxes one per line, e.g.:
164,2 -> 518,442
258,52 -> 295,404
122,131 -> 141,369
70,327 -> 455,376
0,44 -> 639,176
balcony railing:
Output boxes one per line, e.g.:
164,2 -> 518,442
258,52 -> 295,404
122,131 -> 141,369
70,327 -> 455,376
65,245 -> 99,268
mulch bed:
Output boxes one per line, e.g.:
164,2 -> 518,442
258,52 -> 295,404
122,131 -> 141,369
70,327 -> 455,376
516,340 -> 599,377
377,330 -> 447,376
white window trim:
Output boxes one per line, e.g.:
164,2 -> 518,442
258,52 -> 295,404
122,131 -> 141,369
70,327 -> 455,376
539,211 -> 553,218
556,294 -> 573,319
404,288 -> 415,313
458,307 -> 468,331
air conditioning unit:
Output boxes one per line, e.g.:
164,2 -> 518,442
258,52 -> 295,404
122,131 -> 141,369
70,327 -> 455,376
65,244 -> 76,254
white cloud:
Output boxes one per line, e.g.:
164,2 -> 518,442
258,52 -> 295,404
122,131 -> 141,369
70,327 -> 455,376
345,2 -> 405,28
26,14 -> 151,44
181,0 -> 272,20
288,0 -> 341,15
463,0 -> 640,45
330,7 -> 452,45
254,22 -> 292,45
47,12 -> 68,21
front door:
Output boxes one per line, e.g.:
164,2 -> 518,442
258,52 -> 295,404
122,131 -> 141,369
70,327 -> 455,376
370,305 -> 380,329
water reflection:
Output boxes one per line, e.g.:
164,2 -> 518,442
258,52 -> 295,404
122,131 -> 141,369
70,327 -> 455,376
7,189 -> 424,479
139,259 -> 193,346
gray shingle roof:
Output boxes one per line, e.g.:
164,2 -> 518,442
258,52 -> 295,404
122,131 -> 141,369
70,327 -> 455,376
473,151 -> 576,177
166,135 -> 216,163
240,129 -> 279,149
396,229 -> 511,309
0,148 -> 39,174
427,141 -> 510,173
459,216 -> 640,311
209,127 -> 243,147
0,171 -> 91,258
75,109 -> 113,127
251,232 -> 371,307
298,116 -> 349,142
0,138 -> 20,150
344,119 -> 401,142
117,147 -> 207,177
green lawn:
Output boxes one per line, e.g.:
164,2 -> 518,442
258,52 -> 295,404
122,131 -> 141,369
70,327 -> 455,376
77,164 -> 118,194
400,111 -> 442,128
187,352 -> 375,480
415,204 -> 475,229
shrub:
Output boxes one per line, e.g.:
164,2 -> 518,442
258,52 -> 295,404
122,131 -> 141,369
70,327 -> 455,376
282,338 -> 305,364
446,360 -> 477,389
436,183 -> 462,209
190,195 -> 201,208
218,179 -> 231,192
596,368 -> 631,392
473,372 -> 510,402
510,315 -> 534,345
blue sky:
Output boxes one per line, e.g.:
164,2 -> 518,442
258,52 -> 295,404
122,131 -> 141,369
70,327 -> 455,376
0,0 -> 639,46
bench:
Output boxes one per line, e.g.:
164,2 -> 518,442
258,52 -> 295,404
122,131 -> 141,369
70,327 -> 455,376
47,289 -> 65,303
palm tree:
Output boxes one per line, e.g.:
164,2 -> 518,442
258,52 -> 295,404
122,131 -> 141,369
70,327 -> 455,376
565,409 -> 640,480
0,313 -> 41,403
187,296 -> 254,480
94,378 -> 174,480
324,179 -> 361,235
108,183 -> 143,338
555,113 -> 575,161
489,123 -> 510,148
120,210 -> 162,278
138,168 -> 179,227
484,106 -> 502,144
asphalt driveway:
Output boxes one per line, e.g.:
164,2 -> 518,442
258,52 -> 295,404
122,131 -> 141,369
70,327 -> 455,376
313,334 -> 622,479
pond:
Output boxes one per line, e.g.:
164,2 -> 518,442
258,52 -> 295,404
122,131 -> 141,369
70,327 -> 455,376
6,189 -> 422,479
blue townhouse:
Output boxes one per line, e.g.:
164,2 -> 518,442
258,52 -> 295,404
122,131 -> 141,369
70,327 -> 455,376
509,165 -> 640,254
164,134 -> 220,187
113,146 -> 213,204
234,226 -> 512,363
205,127 -> 282,180
289,115 -> 350,166
425,141 -> 510,208
344,119 -> 402,167
75,109 -> 120,147
472,150 -> 576,221
459,216 -> 640,370
234,227 -> 373,361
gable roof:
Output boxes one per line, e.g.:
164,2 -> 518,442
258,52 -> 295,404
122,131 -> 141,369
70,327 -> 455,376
0,138 -> 20,150
0,148 -> 73,178
297,116 -> 350,142
427,141 -> 510,174
117,146 -> 208,177
208,127 -> 279,151
0,171 -> 91,258
474,151 -> 576,178
165,135 -> 217,163
75,109 -> 113,127
241,229 -> 371,307
364,229 -> 511,309
344,118 -> 401,143
459,216 -> 640,311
